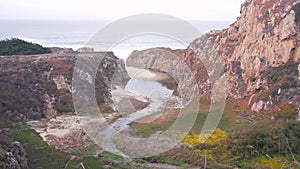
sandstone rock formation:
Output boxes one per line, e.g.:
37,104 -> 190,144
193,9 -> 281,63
127,0 -> 300,112
127,48 -> 202,99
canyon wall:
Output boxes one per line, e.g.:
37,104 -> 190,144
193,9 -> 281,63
0,48 -> 130,167
0,48 -> 129,121
127,0 -> 300,112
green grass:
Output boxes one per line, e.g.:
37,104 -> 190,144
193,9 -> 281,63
145,147 -> 195,168
131,100 -> 273,137
240,155 -> 295,169
152,155 -> 191,167
98,151 -> 126,161
275,105 -> 297,119
3,121 -> 108,169
6,122 -> 69,169
66,157 -> 105,169
132,120 -> 175,137
143,121 -> 300,168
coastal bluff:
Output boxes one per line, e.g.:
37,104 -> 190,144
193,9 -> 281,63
127,0 -> 300,113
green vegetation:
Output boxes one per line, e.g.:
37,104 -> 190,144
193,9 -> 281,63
266,62 -> 298,83
269,71 -> 284,82
0,38 -> 51,56
55,89 -> 74,113
98,151 -> 126,161
132,100 -> 272,138
145,121 -> 300,168
65,157 -> 104,169
130,98 -> 299,168
132,119 -> 175,138
264,11 -> 270,18
220,66 -> 227,76
234,26 -> 239,32
2,120 -> 125,169
261,62 -> 299,103
4,121 -> 68,169
292,2 -> 300,23
183,128 -> 227,147
274,102 -> 297,119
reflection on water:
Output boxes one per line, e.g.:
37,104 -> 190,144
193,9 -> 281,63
125,77 -> 174,98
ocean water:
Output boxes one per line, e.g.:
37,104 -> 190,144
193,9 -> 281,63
0,20 -> 230,59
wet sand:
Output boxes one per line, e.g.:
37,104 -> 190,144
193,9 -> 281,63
126,67 -> 173,81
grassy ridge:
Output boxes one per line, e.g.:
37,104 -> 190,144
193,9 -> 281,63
0,38 -> 51,56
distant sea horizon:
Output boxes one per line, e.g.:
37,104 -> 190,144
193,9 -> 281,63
0,20 -> 231,59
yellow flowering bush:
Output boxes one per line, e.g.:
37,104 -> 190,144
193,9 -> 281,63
259,156 -> 287,169
183,128 -> 227,146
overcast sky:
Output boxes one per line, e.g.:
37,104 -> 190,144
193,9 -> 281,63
1,0 -> 244,21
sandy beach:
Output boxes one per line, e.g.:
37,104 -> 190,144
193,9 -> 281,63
126,67 -> 173,81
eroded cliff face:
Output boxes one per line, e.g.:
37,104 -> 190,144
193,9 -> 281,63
0,48 -> 130,166
0,128 -> 29,169
199,0 -> 299,95
0,48 -> 129,121
189,0 -> 300,112
0,142 -> 29,169
127,48 -> 203,99
127,0 -> 300,112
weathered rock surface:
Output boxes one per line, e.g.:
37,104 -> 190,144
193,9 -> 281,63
127,0 -> 300,112
27,115 -> 102,154
0,132 -> 29,169
0,48 -> 130,166
127,48 -> 202,99
0,48 -> 129,121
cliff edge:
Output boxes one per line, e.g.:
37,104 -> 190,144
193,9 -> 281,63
127,0 -> 300,113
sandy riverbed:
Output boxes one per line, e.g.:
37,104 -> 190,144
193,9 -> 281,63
126,67 -> 173,81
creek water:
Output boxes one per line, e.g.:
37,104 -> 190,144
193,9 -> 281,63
125,77 -> 174,98
102,69 -> 177,158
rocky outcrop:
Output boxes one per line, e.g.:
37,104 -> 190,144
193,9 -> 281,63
9,142 -> 29,169
0,132 -> 29,169
76,47 -> 94,53
127,48 -> 202,99
0,48 -> 130,166
0,116 -> 29,169
127,0 -> 300,112
27,115 -> 102,154
188,0 -> 300,101
0,48 -> 129,121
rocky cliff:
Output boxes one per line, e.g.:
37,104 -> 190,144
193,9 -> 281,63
127,0 -> 300,113
0,48 -> 130,167
0,117 -> 29,169
0,138 -> 29,169
0,48 -> 129,121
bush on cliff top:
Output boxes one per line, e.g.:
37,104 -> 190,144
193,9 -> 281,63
0,38 -> 51,56
292,3 -> 300,23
